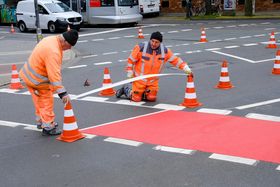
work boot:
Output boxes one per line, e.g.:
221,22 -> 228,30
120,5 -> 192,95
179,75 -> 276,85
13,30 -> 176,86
115,86 -> 125,98
42,127 -> 62,136
37,121 -> 58,130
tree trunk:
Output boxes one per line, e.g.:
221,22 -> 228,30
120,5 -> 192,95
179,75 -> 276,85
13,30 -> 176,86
205,0 -> 212,15
245,0 -> 253,16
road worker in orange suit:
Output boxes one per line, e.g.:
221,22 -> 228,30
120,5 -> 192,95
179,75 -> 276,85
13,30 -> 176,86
19,30 -> 79,136
116,31 -> 192,102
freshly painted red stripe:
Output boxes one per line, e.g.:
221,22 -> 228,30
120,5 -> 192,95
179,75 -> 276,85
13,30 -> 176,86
82,110 -> 280,164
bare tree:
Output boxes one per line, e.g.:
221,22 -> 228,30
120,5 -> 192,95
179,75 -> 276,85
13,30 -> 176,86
245,0 -> 253,16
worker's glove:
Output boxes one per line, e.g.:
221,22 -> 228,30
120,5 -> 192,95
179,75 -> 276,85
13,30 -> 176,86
183,65 -> 192,75
62,95 -> 70,104
127,71 -> 133,79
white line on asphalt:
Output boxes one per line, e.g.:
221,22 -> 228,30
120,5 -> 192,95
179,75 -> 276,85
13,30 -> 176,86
115,100 -> 145,106
0,50 -> 32,56
185,50 -> 202,54
213,27 -> 224,29
243,43 -> 258,46
245,113 -> 280,122
152,104 -> 185,111
209,153 -> 259,166
82,54 -> 98,59
224,45 -> 239,49
167,31 -> 179,33
68,65 -> 87,69
182,43 -> 190,46
124,35 -> 135,38
173,53 -> 181,55
153,146 -> 195,155
81,110 -> 167,131
239,36 -> 252,39
78,40 -> 88,43
118,59 -> 127,62
227,25 -> 237,28
80,96 -> 109,102
264,28 -> 276,31
224,38 -> 236,41
94,61 -> 112,65
255,58 -> 275,63
260,22 -> 271,25
181,29 -> 192,32
276,165 -> 280,171
209,39 -> 222,42
238,24 -> 249,27
0,88 -> 19,93
102,52 -> 118,55
165,45 -> 173,47
211,51 -> 255,63
0,120 -> 20,127
235,98 -> 280,110
108,37 -> 120,40
253,34 -> 266,37
91,38 -> 104,41
205,48 -> 221,51
0,61 -> 26,65
197,108 -> 232,115
104,137 -> 143,147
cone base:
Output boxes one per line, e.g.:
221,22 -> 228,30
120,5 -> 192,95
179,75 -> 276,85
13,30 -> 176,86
99,90 -> 116,96
138,36 -> 144,39
272,70 -> 280,75
9,84 -> 24,89
180,101 -> 202,108
57,131 -> 85,143
215,84 -> 234,89
266,45 -> 277,49
199,39 -> 208,42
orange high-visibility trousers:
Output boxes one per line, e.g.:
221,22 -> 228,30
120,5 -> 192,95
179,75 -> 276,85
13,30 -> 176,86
131,80 -> 159,102
27,85 -> 55,125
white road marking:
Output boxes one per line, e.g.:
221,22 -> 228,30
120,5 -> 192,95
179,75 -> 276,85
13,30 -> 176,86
173,53 -> 181,55
165,45 -> 173,48
205,48 -> 221,51
152,104 -> 185,111
153,146 -> 195,155
91,38 -> 104,41
211,51 -> 255,63
224,45 -> 239,49
94,61 -> 112,65
185,50 -> 202,54
118,59 -> 127,62
243,43 -> 258,46
124,35 -> 135,38
182,43 -> 190,46
104,137 -> 143,147
77,40 -> 88,43
239,36 -> 252,39
254,34 -> 266,37
260,22 -> 271,25
276,166 -> 280,171
238,24 -> 249,27
82,54 -> 98,59
235,98 -> 280,110
102,52 -> 118,55
255,58 -> 275,63
80,96 -> 109,102
115,100 -> 145,106
168,31 -> 179,33
264,28 -> 276,31
245,113 -> 280,122
227,25 -> 237,28
108,37 -> 120,40
0,61 -> 26,65
181,29 -> 192,32
209,153 -> 259,166
68,65 -> 87,69
213,27 -> 224,29
224,38 -> 236,41
209,39 -> 222,42
0,120 -> 20,127
197,108 -> 232,115
0,88 -> 19,93
84,134 -> 97,139
0,50 -> 32,56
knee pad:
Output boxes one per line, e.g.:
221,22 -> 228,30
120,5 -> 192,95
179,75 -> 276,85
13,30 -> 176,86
131,91 -> 143,102
145,90 -> 157,102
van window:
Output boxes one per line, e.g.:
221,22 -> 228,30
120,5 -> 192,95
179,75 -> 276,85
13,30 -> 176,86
38,5 -> 49,14
118,0 -> 138,6
44,2 -> 72,13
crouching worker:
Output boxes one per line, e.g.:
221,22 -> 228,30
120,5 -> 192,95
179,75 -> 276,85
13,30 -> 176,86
116,31 -> 192,102
19,30 -> 79,136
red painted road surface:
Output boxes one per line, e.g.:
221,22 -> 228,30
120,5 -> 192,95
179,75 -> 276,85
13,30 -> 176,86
82,110 -> 280,164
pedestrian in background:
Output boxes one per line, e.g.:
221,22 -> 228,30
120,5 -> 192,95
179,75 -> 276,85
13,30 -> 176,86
19,30 -> 79,136
116,31 -> 192,102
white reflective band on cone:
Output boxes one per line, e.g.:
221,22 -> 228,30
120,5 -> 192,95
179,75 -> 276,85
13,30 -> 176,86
11,78 -> 20,83
185,93 -> 196,99
271,35 -> 275,38
12,70 -> 17,74
220,77 -> 230,82
187,82 -> 194,88
63,122 -> 78,130
104,74 -> 110,79
276,56 -> 280,60
201,36 -> 206,38
102,83 -> 112,87
64,109 -> 74,117
221,67 -> 228,72
274,64 -> 280,68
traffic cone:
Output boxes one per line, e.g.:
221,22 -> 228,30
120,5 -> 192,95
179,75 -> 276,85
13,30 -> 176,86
84,79 -> 90,86
9,64 -> 24,89
272,50 -> 280,75
10,24 -> 15,33
138,26 -> 144,39
266,31 -> 277,49
215,60 -> 234,89
67,25 -> 71,31
99,67 -> 116,96
180,74 -> 202,108
57,101 -> 85,143
199,27 -> 207,42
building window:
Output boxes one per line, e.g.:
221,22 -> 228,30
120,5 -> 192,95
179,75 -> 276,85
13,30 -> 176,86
238,0 -> 244,4
273,0 -> 280,3
162,0 -> 169,7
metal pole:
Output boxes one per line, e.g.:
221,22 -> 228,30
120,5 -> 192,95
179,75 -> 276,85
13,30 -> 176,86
34,0 -> 43,43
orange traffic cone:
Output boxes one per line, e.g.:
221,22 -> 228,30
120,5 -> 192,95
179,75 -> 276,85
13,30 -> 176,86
99,67 -> 116,96
266,31 -> 277,49
57,101 -> 85,143
67,25 -> 71,31
9,64 -> 24,89
215,60 -> 234,89
10,24 -> 15,33
199,27 -> 207,42
180,74 -> 202,108
272,50 -> 280,75
138,26 -> 144,39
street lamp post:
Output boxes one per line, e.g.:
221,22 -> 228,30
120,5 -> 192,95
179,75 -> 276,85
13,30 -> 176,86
34,0 -> 43,43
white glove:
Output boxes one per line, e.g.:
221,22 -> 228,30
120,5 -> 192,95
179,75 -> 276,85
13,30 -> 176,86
183,65 -> 192,75
127,71 -> 133,79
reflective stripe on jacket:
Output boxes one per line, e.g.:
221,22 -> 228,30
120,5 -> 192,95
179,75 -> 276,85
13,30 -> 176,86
127,41 -> 188,83
19,36 -> 66,94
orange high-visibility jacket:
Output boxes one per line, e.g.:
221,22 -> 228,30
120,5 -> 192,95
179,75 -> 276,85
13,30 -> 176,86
20,36 -> 66,95
127,41 -> 188,84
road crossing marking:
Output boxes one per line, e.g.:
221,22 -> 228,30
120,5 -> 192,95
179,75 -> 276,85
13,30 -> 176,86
235,98 -> 280,110
153,146 -> 195,155
197,108 -> 232,115
245,113 -> 280,122
211,51 -> 256,63
209,153 -> 259,166
104,137 -> 143,147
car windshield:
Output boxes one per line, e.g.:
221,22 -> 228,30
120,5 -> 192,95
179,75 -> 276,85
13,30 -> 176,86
44,2 -> 72,13
118,0 -> 138,6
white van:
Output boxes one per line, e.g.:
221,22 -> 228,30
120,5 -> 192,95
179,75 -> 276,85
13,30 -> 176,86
16,0 -> 83,33
139,0 -> 160,16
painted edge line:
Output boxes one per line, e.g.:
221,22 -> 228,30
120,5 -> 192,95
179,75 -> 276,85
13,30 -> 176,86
209,153 -> 259,166
104,137 -> 143,147
276,165 -> 280,171
245,113 -> 280,122
153,145 -> 195,155
235,98 -> 280,110
197,108 -> 232,115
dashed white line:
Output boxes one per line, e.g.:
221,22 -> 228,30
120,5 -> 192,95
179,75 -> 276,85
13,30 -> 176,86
91,38 -> 104,41
104,137 -> 143,147
78,40 -> 88,43
211,51 -> 255,63
264,28 -> 276,31
181,29 -> 192,32
224,38 -> 237,41
209,153 -> 259,166
94,61 -> 112,65
243,43 -> 258,47
197,108 -> 232,115
108,37 -> 121,40
239,36 -> 252,39
168,31 -> 179,33
210,39 -> 222,43
213,27 -> 224,29
152,104 -> 185,111
245,113 -> 280,122
124,35 -> 135,38
102,52 -> 118,55
68,65 -> 87,69
227,25 -> 237,28
153,146 -> 195,155
224,45 -> 239,49
254,34 -> 266,37
82,54 -> 98,59
235,98 -> 280,110
205,48 -> 222,51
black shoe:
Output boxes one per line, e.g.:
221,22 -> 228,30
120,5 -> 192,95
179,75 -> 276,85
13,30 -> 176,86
42,128 -> 62,136
115,86 -> 125,98
37,121 -> 58,130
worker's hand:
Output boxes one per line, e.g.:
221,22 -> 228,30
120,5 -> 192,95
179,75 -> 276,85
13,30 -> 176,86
183,65 -> 192,75
127,71 -> 133,79
62,95 -> 70,104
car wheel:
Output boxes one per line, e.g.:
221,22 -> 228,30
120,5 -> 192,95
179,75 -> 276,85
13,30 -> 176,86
48,22 -> 56,33
18,21 -> 26,32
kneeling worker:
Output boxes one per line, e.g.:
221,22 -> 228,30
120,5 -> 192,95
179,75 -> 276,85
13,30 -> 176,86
116,31 -> 192,102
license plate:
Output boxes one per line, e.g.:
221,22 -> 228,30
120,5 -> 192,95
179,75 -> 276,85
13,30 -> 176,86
73,22 -> 80,25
